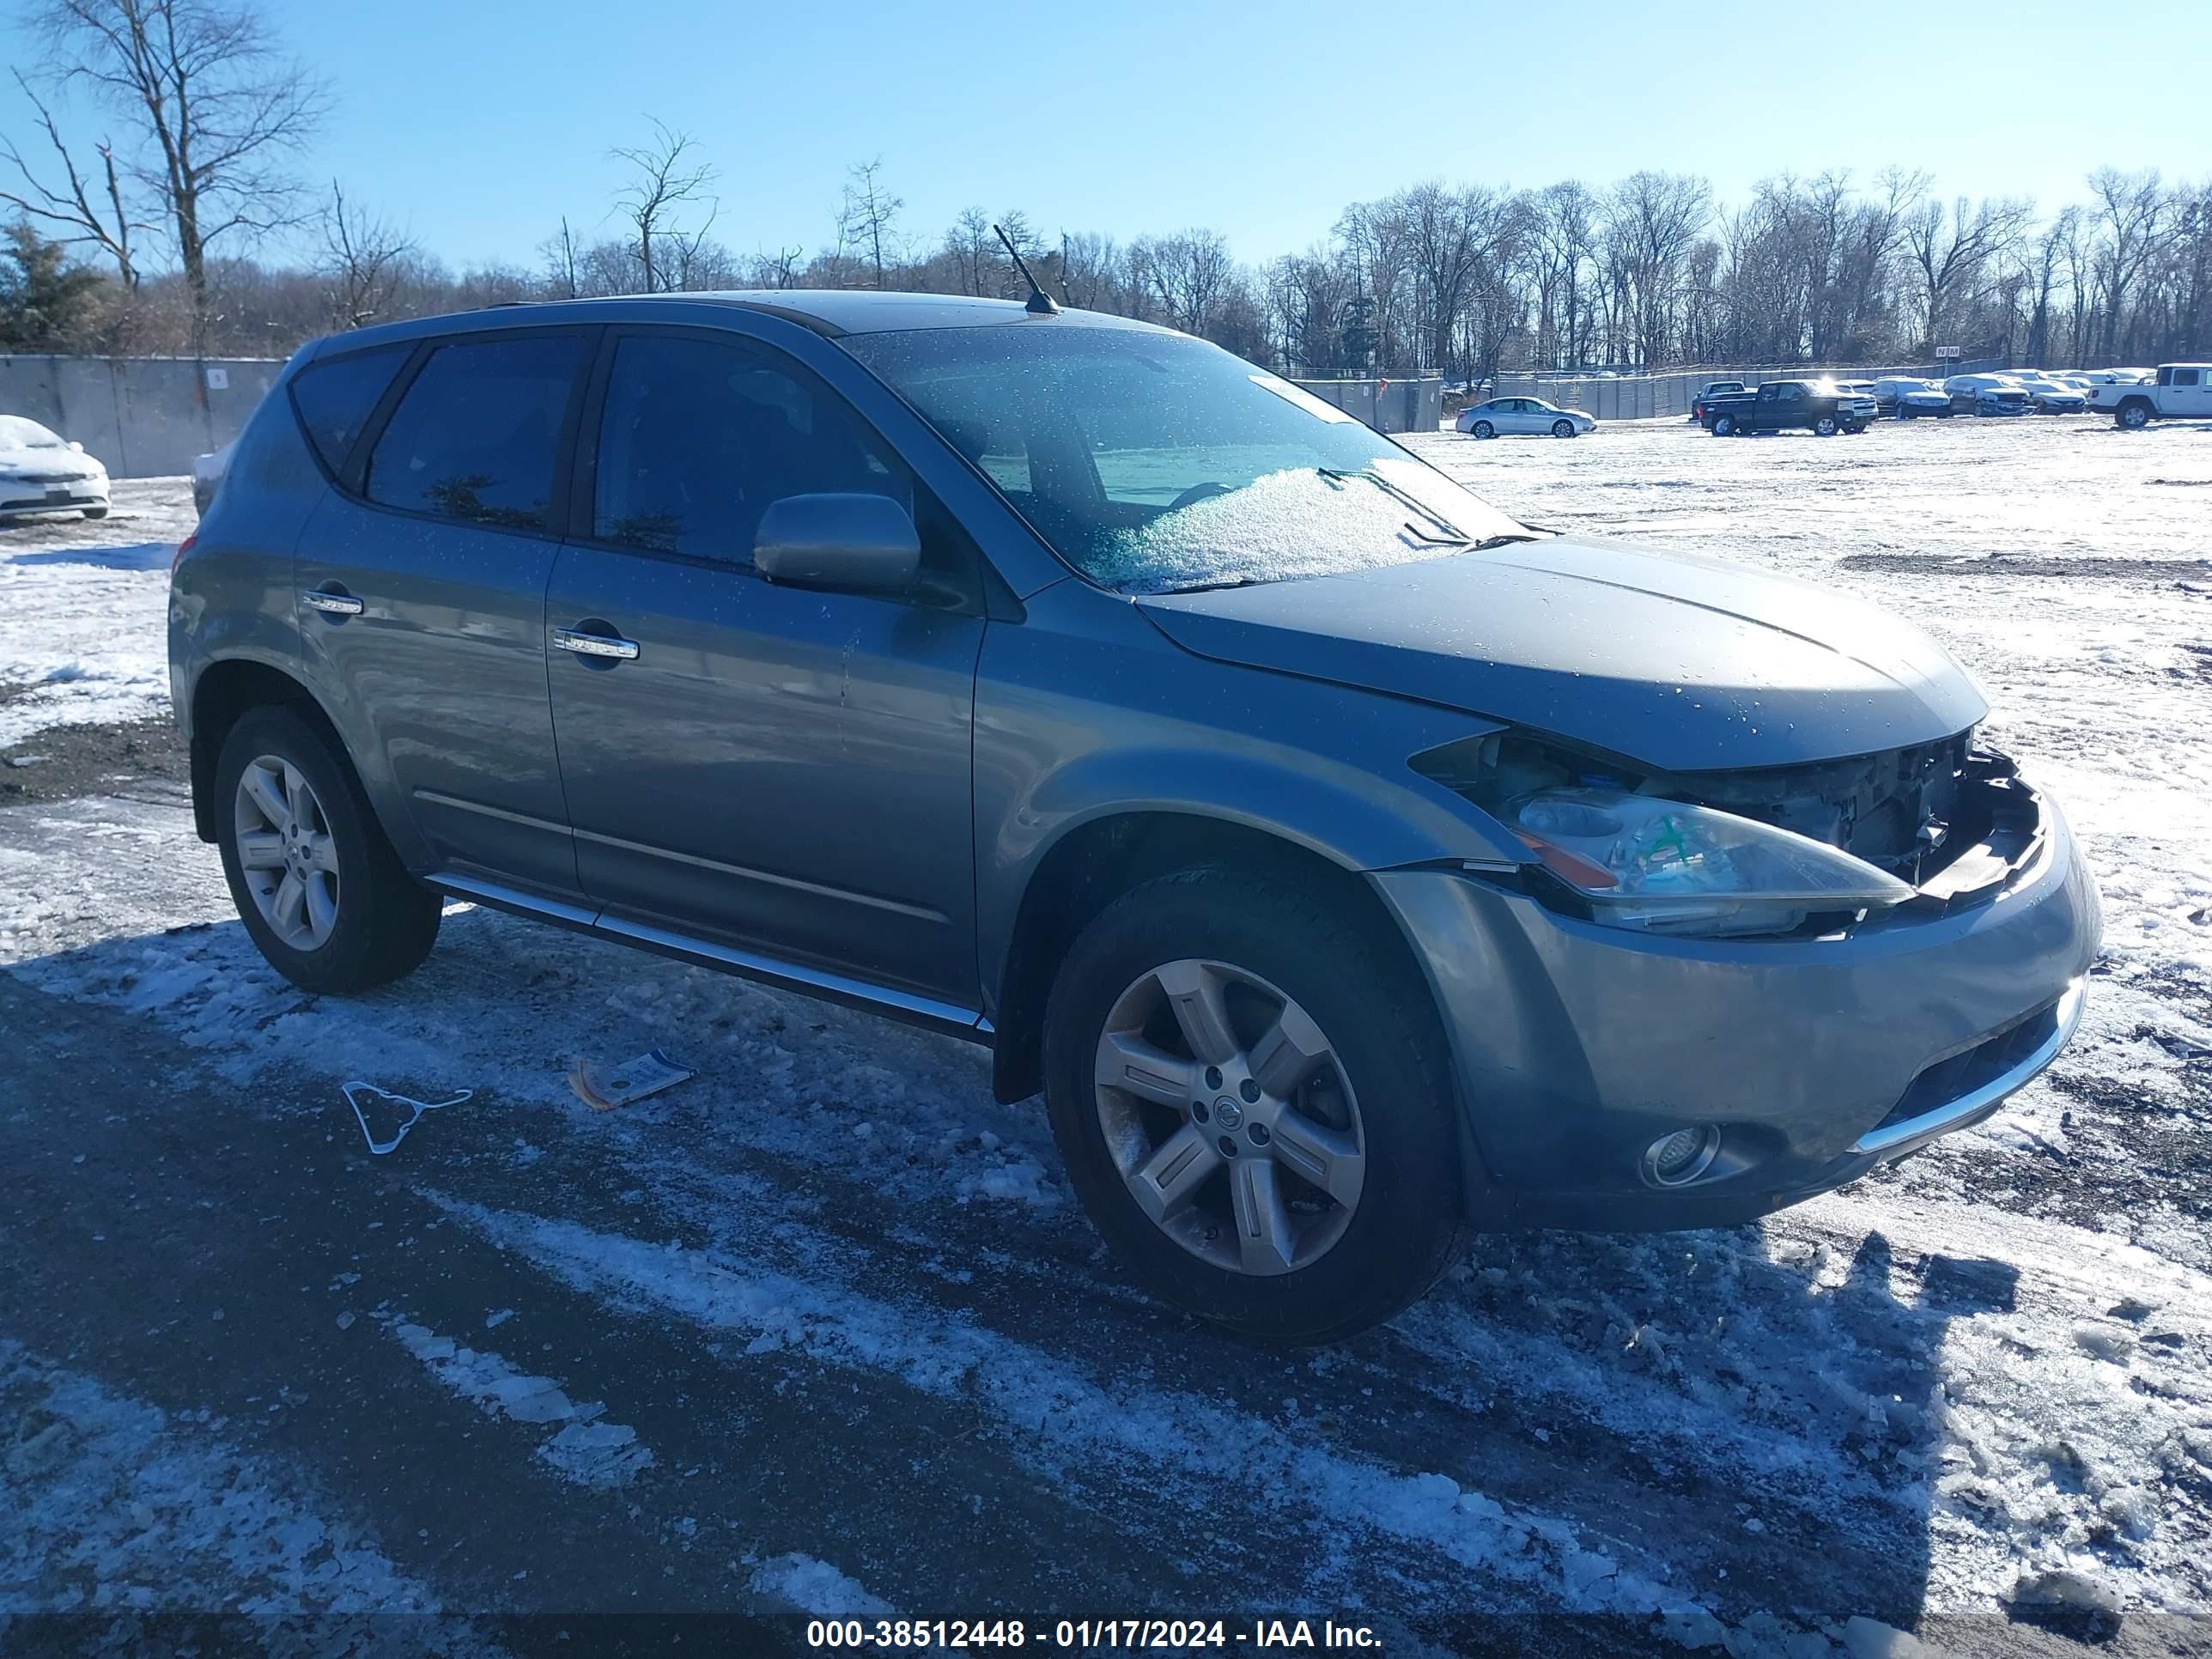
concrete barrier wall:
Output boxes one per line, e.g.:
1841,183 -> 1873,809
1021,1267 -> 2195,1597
0,354 -> 287,479
1291,377 -> 1443,434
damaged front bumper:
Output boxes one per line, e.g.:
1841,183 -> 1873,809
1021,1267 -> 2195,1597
1373,771 -> 2101,1231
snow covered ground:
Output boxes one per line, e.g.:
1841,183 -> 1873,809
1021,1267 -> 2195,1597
2,418 -> 2209,1656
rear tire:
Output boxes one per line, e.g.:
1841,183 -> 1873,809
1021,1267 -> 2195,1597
1043,866 -> 1464,1344
1711,415 -> 1735,436
214,706 -> 441,994
1814,415 -> 1838,437
1472,420 -> 1494,440
83,506 -> 108,520
2117,398 -> 2152,430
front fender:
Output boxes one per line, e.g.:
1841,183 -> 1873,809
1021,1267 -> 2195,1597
972,583 -> 1523,1003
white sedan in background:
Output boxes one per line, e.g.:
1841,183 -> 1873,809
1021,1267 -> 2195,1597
0,415 -> 111,520
1455,395 -> 1596,438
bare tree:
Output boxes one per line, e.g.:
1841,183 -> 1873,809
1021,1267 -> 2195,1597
1136,228 -> 1233,335
609,119 -> 718,295
0,70 -> 149,287
837,157 -> 903,289
1904,193 -> 2031,351
1601,172 -> 1712,365
759,246 -> 805,289
538,216 -> 582,299
2087,167 -> 2168,364
944,206 -> 995,295
317,179 -> 416,329
26,0 -> 330,343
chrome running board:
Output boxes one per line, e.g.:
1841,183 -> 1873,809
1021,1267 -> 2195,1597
426,872 -> 992,1044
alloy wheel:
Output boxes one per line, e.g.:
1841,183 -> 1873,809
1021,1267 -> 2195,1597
1093,958 -> 1366,1276
234,754 -> 341,951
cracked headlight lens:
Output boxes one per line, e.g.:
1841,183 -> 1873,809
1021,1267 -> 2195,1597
1510,787 -> 1915,938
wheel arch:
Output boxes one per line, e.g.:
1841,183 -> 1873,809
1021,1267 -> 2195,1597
187,657 -> 349,843
988,809 -> 1435,1108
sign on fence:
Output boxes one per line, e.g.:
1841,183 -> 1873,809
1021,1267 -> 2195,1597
1935,345 -> 1961,359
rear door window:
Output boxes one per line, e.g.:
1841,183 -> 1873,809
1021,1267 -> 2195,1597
365,333 -> 586,531
290,344 -> 410,474
2175,368 -> 2202,387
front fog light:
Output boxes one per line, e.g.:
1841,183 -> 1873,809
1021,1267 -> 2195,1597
1644,1125 -> 1721,1187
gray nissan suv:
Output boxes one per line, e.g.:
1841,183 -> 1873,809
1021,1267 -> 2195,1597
169,292 -> 2100,1342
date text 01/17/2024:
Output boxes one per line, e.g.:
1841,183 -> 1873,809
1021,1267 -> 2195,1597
804,1618 -> 1383,1650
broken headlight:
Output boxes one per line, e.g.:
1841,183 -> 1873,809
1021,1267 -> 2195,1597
1508,787 -> 1916,939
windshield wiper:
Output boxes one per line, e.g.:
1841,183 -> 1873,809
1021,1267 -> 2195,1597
1316,465 -> 1468,542
1155,574 -> 1262,595
1401,525 -> 1543,551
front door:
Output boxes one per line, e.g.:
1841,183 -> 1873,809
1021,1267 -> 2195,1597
295,327 -> 592,900
544,328 -> 985,1006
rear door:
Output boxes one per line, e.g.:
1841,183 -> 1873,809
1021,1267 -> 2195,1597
295,327 -> 593,900
544,325 -> 987,1005
2168,366 -> 2209,417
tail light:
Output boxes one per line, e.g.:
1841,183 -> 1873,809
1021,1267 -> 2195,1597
171,531 -> 198,574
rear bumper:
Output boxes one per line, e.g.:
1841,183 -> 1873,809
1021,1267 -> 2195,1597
1373,781 -> 2101,1231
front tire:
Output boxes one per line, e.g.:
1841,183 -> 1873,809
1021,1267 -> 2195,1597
215,706 -> 441,994
1043,867 -> 1463,1344
1551,418 -> 1576,439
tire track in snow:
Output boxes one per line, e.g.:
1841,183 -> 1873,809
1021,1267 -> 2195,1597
0,1339 -> 491,1650
429,1189 -> 1731,1635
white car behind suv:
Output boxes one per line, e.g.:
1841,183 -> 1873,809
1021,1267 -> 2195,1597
1455,396 -> 1595,439
0,416 -> 112,520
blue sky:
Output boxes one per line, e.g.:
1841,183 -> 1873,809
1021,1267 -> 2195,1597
4,0 -> 2207,273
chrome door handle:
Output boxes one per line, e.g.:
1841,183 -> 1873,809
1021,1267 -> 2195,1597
553,627 -> 641,661
301,590 -> 364,616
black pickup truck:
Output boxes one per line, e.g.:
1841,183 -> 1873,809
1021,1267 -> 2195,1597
1701,380 -> 1876,436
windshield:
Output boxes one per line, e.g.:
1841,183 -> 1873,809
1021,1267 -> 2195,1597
0,416 -> 65,450
840,325 -> 1526,593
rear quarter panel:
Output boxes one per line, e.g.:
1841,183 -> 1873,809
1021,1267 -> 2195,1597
168,356 -> 327,747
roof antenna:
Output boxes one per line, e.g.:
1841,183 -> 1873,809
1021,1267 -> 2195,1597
994,223 -> 1059,314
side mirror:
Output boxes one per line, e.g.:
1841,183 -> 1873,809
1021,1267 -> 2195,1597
753,493 -> 921,594
68,440 -> 84,453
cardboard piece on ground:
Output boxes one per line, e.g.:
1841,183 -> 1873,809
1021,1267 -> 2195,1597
569,1048 -> 696,1111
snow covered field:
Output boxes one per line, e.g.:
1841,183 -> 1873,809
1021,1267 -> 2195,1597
2,416 -> 2209,1656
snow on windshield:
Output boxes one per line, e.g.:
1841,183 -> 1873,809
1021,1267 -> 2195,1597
842,325 -> 1522,593
1090,459 -> 1494,592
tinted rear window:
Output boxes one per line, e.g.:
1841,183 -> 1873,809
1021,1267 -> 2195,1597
289,345 -> 408,473
365,333 -> 586,531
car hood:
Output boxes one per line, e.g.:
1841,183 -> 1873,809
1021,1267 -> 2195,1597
1135,538 -> 1987,772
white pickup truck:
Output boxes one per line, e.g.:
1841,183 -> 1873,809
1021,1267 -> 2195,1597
2089,363 -> 2212,428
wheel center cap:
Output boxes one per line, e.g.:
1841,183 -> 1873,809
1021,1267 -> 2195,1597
1214,1098 -> 1243,1130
